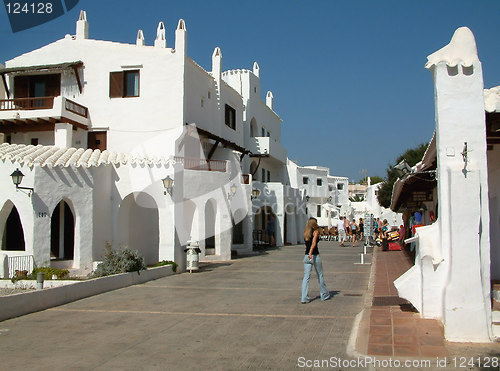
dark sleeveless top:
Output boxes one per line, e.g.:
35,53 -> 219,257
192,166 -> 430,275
304,233 -> 319,255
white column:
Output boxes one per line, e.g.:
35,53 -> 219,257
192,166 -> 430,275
54,123 -> 73,148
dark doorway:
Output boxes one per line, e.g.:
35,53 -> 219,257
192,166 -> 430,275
2,207 -> 25,251
88,131 -> 107,151
50,201 -> 74,260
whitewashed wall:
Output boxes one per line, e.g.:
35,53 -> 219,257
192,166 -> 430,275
487,147 -> 500,281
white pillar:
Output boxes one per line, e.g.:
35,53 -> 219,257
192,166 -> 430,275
426,27 -> 491,341
54,123 -> 73,148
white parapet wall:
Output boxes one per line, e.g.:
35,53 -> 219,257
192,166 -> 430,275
0,265 -> 174,322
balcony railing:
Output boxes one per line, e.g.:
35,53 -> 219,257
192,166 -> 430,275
65,98 -> 88,118
0,96 -> 54,111
174,156 -> 226,172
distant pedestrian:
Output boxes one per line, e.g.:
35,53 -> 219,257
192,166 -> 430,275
359,218 -> 364,241
337,217 -> 347,246
381,219 -> 389,251
344,216 -> 351,241
301,217 -> 330,304
267,214 -> 276,246
350,219 -> 358,247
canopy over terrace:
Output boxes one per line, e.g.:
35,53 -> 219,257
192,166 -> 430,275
0,61 -> 84,98
390,134 -> 437,212
0,61 -> 88,134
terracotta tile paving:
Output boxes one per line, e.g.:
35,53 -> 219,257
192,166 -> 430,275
366,246 -> 448,358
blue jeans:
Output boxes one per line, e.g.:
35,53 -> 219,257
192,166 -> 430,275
301,254 -> 330,302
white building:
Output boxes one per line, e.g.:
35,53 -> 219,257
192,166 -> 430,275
0,11 -> 350,277
287,161 -> 349,228
350,179 -> 403,227
0,10 -> 312,276
391,27 -> 500,342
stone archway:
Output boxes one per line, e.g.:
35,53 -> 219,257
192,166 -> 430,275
118,192 -> 159,265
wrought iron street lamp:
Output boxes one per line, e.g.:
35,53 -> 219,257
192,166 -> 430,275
10,168 -> 34,196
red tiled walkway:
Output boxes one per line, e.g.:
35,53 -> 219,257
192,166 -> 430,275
366,246 -> 447,358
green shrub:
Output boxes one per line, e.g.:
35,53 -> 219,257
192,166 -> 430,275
29,267 -> 70,280
92,243 -> 146,278
151,260 -> 177,272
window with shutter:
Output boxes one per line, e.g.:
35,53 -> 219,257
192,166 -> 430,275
109,71 -> 139,98
109,71 -> 124,98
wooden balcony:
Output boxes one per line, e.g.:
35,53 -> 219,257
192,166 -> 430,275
0,96 -> 54,111
174,156 -> 226,172
0,96 -> 89,133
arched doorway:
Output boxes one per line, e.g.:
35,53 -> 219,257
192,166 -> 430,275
204,199 -> 216,255
232,208 -> 246,244
254,206 -> 276,246
50,200 -> 74,260
117,193 -> 159,265
1,202 -> 25,251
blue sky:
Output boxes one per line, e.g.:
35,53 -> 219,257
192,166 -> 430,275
1,0 -> 499,181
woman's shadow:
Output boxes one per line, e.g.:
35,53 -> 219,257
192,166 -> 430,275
309,290 -> 340,302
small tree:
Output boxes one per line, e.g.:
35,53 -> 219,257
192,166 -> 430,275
377,143 -> 429,208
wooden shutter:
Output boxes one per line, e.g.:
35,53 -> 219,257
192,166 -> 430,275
14,76 -> 29,98
109,72 -> 123,98
45,74 -> 61,97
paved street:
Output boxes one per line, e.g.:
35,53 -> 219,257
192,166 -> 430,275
0,242 -> 371,370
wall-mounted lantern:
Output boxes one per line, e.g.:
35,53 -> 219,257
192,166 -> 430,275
228,183 -> 237,200
162,175 -> 174,196
251,189 -> 260,200
305,195 -> 310,202
10,168 -> 34,197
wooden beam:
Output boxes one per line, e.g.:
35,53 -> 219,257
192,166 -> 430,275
207,140 -> 219,160
25,119 -> 37,125
72,66 -> 83,93
60,116 -> 88,130
37,118 -> 50,125
0,73 -> 9,98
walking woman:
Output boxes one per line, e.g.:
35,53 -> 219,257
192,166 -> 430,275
301,217 -> 330,303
